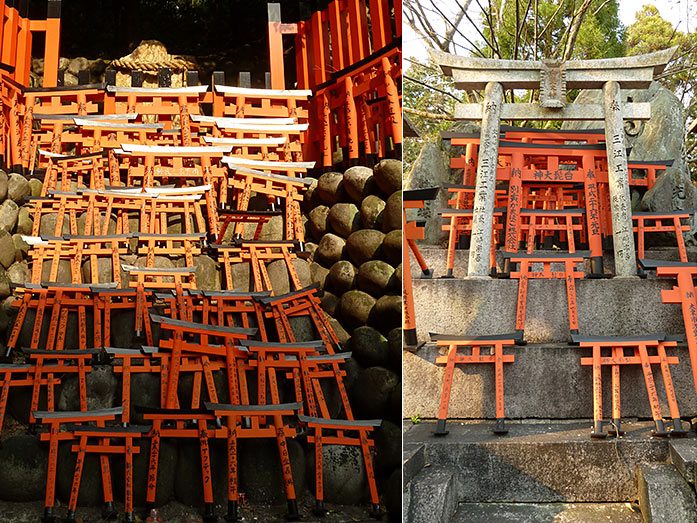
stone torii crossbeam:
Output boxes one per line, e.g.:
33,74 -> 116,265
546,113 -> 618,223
430,47 -> 677,278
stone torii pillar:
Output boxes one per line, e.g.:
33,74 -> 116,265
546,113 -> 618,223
430,47 -> 677,278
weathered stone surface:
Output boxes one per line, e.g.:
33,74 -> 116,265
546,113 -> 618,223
404,142 -> 450,244
0,435 -> 47,502
346,229 -> 385,266
12,233 -> 29,259
228,262 -> 251,291
343,165 -> 375,202
374,159 -> 402,195
0,230 -> 16,269
0,200 -> 19,233
303,178 -> 321,212
41,258 -> 72,283
326,260 -> 357,294
338,290 -> 376,329
307,205 -> 330,240
57,365 -> 117,411
194,254 -> 221,291
68,56 -> 90,75
670,440 -> 697,485
347,326 -> 388,368
307,445 -> 367,504
387,328 -> 402,372
370,295 -> 402,332
56,444 -> 105,506
375,421 -> 401,476
15,206 -> 32,235
240,439 -> 306,504
320,290 -> 339,316
404,421 -> 670,503
175,440 -> 227,506
310,262 -> 329,288
0,170 -> 8,201
385,468 -> 402,523
382,229 -> 401,266
317,172 -> 345,205
328,202 -> 361,239
351,366 -> 399,419
0,267 -> 10,299
358,260 -> 395,297
360,194 -> 386,230
329,317 -> 350,344
27,178 -> 43,197
407,467 -> 458,523
391,263 -> 402,294
641,165 -> 697,244
451,502 -> 643,523
6,261 -> 29,286
382,191 -> 402,233
638,463 -> 697,523
266,258 -> 311,296
316,233 -> 346,266
38,212 -> 69,237
7,173 -> 30,203
81,257 -> 119,285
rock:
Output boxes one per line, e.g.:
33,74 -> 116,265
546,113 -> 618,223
316,172 -> 345,205
347,326 -> 388,368
316,233 -> 346,266
386,381 -> 401,423
320,290 -> 339,316
303,178 -> 321,212
7,173 -> 30,203
329,318 -> 350,345
266,258 -> 312,296
252,214 -> 284,241
307,445 -> 367,504
0,267 -> 10,299
228,262 -> 251,291
305,242 -> 318,259
382,191 -> 402,233
0,230 -> 16,269
63,72 -> 79,87
41,259 -> 72,283
81,258 -> 119,285
127,374 -> 161,424
57,365 -> 117,411
343,166 -> 374,202
39,212 -> 69,237
68,57 -> 90,75
6,261 -> 29,286
56,443 -> 105,506
403,142 -> 450,244
326,260 -> 357,294
360,195 -> 386,230
370,295 -> 402,333
338,290 -> 376,329
328,202 -> 361,238
386,328 -> 402,372
310,262 -> 330,288
357,260 -> 395,297
375,421 -> 401,475
373,159 -> 402,195
0,170 -> 8,200
385,468 -> 402,523
27,178 -> 43,197
289,315 -> 316,342
351,366 -> 399,419
175,440 -> 227,506
346,230 -> 385,266
344,357 -> 363,392
16,206 -> 32,235
113,437 -> 177,507
381,229 -> 402,266
307,205 -> 330,240
0,434 -> 47,502
239,439 -> 306,504
390,263 -> 402,293
194,255 -> 221,291
0,200 -> 19,233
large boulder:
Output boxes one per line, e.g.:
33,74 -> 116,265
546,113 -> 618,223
403,142 -> 450,244
343,165 -> 375,202
381,191 -> 402,233
307,205 -> 330,240
239,439 -> 307,504
346,229 -> 385,265
0,200 -> 19,233
0,435 -> 47,502
307,445 -> 367,504
370,295 -> 402,333
328,202 -> 361,238
0,170 -> 8,200
326,260 -> 358,294
357,260 -> 395,296
338,290 -> 376,329
316,172 -> 345,205
360,195 -> 386,230
7,173 -> 30,203
347,326 -> 388,368
350,366 -> 399,419
316,233 -> 346,266
15,206 -> 32,235
373,159 -> 402,195
57,365 -> 118,411
194,254 -> 221,291
381,229 -> 401,266
0,230 -> 16,269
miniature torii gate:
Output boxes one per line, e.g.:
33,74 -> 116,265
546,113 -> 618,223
430,47 -> 677,278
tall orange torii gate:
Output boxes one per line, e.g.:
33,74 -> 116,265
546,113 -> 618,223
430,47 -> 678,279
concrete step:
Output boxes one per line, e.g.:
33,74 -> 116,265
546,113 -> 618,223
403,420 -> 682,503
404,466 -> 458,523
452,502 -> 643,522
670,439 -> 697,485
410,246 -> 697,280
637,463 -> 697,523
405,342 -> 697,419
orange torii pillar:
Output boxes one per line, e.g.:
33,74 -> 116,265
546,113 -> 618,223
267,3 -> 298,90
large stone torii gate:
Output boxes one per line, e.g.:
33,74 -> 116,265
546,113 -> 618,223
430,47 -> 677,278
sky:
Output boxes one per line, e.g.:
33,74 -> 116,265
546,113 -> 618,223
404,0 -> 697,59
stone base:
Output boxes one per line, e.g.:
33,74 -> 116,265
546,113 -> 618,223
451,502 -> 642,522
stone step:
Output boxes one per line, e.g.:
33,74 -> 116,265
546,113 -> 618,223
410,246 -> 697,280
403,420 -> 680,503
403,444 -> 425,485
637,463 -> 697,523
452,502 -> 643,522
411,273 -> 682,344
405,342 -> 697,419
669,439 -> 697,485
404,466 -> 458,523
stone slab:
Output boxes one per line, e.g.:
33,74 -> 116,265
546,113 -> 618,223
637,463 -> 697,523
411,276 -> 684,343
452,502 -> 643,522
404,421 -> 675,503
404,342 -> 697,419
403,444 -> 425,485
405,467 -> 458,523
669,439 -> 697,485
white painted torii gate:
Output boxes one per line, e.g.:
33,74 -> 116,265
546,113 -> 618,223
430,47 -> 677,278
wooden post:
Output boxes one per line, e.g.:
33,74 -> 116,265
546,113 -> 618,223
467,82 -> 503,278
602,80 -> 637,277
